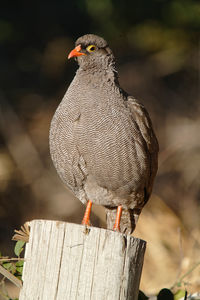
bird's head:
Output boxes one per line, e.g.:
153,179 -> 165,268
68,34 -> 115,71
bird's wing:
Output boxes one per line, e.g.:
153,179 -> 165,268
105,96 -> 159,234
126,96 -> 159,201
49,93 -> 87,194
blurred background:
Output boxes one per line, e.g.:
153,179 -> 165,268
0,0 -> 200,297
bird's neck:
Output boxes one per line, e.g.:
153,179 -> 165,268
76,64 -> 119,87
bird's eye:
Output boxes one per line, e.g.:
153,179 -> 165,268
86,45 -> 96,53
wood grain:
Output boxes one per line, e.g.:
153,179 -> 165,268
19,220 -> 146,300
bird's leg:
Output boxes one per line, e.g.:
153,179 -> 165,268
81,200 -> 92,226
113,205 -> 122,232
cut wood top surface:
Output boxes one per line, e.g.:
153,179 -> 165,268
19,220 -> 146,300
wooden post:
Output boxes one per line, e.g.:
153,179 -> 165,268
19,220 -> 146,300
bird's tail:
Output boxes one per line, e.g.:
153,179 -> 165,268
105,207 -> 141,235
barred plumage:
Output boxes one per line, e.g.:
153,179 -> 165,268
49,34 -> 159,234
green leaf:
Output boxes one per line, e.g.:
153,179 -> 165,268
3,262 -> 16,274
2,262 -> 12,270
174,289 -> 187,300
16,260 -> 24,267
16,266 -> 23,274
14,241 -> 25,257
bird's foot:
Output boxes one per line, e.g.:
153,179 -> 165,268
112,205 -> 122,233
81,200 -> 92,227
113,224 -> 120,232
81,219 -> 91,226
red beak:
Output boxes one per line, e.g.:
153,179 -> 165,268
68,45 -> 86,59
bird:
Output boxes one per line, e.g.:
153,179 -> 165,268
49,34 -> 159,234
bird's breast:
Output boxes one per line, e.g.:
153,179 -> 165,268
74,102 -> 149,192
50,81 -> 150,194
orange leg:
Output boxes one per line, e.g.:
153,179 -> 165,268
113,206 -> 122,232
82,200 -> 92,226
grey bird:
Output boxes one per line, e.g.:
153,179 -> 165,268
49,34 -> 159,234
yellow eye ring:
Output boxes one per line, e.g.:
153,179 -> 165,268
86,45 -> 96,53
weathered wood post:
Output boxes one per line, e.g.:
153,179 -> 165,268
19,220 -> 146,300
